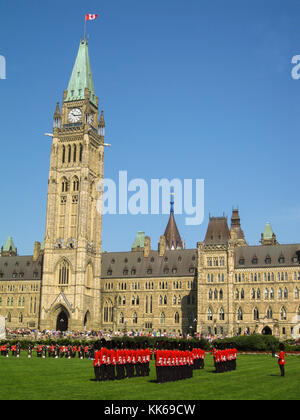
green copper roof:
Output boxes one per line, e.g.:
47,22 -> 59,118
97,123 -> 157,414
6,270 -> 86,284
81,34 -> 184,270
65,39 -> 97,106
3,236 -> 16,252
263,222 -> 274,240
132,231 -> 145,249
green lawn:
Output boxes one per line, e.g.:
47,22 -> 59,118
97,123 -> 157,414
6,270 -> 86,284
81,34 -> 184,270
0,353 -> 299,400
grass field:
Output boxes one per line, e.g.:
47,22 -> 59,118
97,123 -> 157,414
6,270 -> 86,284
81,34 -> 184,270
0,353 -> 299,400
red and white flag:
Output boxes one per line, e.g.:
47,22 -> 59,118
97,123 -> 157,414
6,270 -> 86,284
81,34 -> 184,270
85,14 -> 98,21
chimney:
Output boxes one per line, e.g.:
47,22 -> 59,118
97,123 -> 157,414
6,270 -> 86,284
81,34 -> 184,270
158,235 -> 166,257
33,241 -> 41,262
144,236 -> 151,258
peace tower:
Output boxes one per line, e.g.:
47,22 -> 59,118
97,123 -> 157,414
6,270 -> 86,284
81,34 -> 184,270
39,39 -> 105,331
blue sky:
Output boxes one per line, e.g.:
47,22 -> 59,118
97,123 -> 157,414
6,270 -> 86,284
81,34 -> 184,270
1,0 -> 300,254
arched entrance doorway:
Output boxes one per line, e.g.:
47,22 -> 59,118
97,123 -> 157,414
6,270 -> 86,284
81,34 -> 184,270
262,326 -> 272,335
56,310 -> 69,331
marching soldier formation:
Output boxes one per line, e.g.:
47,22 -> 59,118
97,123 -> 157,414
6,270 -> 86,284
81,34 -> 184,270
212,346 -> 237,373
0,343 -> 96,359
93,340 -> 151,382
154,342 -> 205,383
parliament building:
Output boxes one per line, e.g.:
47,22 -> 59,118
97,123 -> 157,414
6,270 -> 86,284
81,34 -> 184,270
0,39 -> 300,340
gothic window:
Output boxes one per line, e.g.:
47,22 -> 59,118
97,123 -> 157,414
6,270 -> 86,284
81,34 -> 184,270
241,289 -> 244,300
73,177 -> 79,192
284,288 -> 288,299
208,289 -> 213,300
219,289 -> 223,300
68,145 -> 71,163
280,307 -> 287,320
235,289 -> 239,300
133,312 -> 138,324
58,260 -> 70,286
159,295 -> 163,305
119,312 -> 124,324
253,307 -> 259,321
278,288 -> 282,299
145,296 -> 148,313
207,307 -> 213,321
295,288 -> 299,299
103,300 -> 113,323
160,312 -> 166,325
214,289 -> 218,300
251,288 -> 255,300
73,144 -> 77,162
62,145 -> 66,164
174,312 -> 180,324
270,288 -> 274,299
164,295 -> 167,305
79,143 -> 83,162
257,288 -> 261,299
173,295 -> 177,305
265,288 -> 269,299
237,307 -> 243,321
219,307 -> 225,321
61,178 -> 69,193
267,307 -> 273,319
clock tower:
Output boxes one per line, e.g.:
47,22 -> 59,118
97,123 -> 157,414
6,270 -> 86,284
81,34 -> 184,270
40,39 -> 105,331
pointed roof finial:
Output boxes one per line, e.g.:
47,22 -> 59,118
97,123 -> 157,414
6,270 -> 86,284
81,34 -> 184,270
99,110 -> 105,127
53,102 -> 61,118
170,192 -> 174,214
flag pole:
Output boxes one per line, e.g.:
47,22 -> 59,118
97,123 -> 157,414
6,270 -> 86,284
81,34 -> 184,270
84,15 -> 87,41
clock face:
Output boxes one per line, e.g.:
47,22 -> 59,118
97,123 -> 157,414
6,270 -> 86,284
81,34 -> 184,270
86,114 -> 94,124
68,108 -> 82,123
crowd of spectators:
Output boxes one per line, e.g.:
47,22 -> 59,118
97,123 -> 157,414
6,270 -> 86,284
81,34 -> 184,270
4,328 -> 205,341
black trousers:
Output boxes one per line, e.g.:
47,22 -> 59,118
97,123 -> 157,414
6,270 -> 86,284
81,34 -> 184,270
280,364 -> 285,377
94,366 -> 101,382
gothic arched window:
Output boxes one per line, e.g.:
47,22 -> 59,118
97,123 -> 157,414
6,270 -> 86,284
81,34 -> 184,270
58,260 -> 70,286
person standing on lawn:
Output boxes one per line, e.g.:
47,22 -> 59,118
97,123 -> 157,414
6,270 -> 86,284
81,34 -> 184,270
275,343 -> 286,377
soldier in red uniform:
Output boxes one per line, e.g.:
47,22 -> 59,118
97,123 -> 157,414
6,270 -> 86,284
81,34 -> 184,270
93,343 -> 101,382
275,343 -> 286,377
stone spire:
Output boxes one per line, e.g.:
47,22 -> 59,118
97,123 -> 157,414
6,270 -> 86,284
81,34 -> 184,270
163,195 -> 184,250
65,39 -> 97,106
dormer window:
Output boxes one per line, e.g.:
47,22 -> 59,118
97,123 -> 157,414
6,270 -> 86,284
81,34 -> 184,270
239,258 -> 245,265
252,257 -> 258,265
265,256 -> 271,264
279,256 -> 285,264
107,269 -> 112,276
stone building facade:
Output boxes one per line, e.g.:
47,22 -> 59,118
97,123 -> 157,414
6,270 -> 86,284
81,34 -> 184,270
0,39 -> 300,339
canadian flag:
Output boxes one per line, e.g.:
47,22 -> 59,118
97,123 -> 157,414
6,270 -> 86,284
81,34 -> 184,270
85,14 -> 98,21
